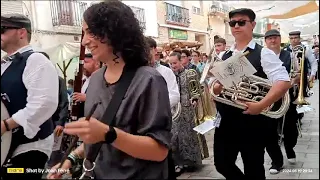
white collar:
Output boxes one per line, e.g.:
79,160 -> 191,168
229,39 -> 256,52
8,45 -> 33,57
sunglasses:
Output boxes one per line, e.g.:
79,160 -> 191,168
1,26 -> 21,34
228,20 -> 250,27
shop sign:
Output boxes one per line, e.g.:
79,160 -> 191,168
169,29 -> 188,40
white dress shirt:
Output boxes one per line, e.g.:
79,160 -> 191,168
81,76 -> 91,93
1,45 -> 58,158
155,64 -> 180,108
229,39 -> 290,83
218,51 -> 226,59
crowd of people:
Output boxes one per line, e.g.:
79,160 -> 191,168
1,0 -> 318,180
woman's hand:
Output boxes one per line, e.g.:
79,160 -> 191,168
47,160 -> 72,179
63,117 -> 108,144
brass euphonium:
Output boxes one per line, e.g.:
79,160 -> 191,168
291,45 -> 310,105
204,45 -> 290,119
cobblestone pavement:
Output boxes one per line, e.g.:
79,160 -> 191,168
181,81 -> 319,179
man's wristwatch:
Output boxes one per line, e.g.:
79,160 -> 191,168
104,126 -> 117,144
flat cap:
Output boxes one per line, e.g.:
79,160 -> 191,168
229,8 -> 256,21
1,13 -> 31,33
265,29 -> 281,38
289,31 -> 301,36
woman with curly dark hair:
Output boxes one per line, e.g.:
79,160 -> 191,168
47,1 -> 172,179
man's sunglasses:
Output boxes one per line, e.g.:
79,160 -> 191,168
1,26 -> 21,34
228,20 -> 251,27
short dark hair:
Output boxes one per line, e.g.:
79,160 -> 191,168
173,48 -> 182,54
312,44 -> 319,49
214,38 -> 226,45
83,1 -> 149,69
68,79 -> 74,85
170,52 -> 181,61
145,36 -> 157,49
181,49 -> 191,57
192,50 -> 200,56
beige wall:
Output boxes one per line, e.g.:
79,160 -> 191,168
182,1 -> 210,32
156,1 -> 167,25
155,1 -> 211,53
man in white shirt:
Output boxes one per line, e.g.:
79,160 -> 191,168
146,37 -> 180,108
264,29 -> 301,174
210,8 -> 291,179
1,14 -> 58,179
72,53 -> 101,117
284,31 -> 318,94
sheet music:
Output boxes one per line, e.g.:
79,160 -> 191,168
52,133 -> 63,151
209,52 -> 257,88
296,105 -> 314,114
200,61 -> 212,84
193,120 -> 216,135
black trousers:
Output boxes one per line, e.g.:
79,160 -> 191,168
266,105 -> 299,167
214,115 -> 267,180
283,106 -> 299,159
265,118 -> 284,168
1,150 -> 48,179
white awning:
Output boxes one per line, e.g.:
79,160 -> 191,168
226,1 -> 319,37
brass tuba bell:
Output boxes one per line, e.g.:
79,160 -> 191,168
186,69 -> 212,159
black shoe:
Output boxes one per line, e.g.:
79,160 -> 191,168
183,165 -> 197,172
269,165 -> 283,174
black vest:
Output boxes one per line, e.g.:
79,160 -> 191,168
283,45 -> 309,97
278,49 -> 298,110
279,49 -> 291,73
215,44 -> 269,125
1,50 -> 54,160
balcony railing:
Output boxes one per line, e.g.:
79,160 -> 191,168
209,1 -> 232,16
50,0 -> 88,27
165,3 -> 190,27
129,5 -> 146,30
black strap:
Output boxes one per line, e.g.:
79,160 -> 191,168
81,67 -> 136,178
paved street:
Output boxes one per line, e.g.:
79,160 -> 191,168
181,81 -> 319,179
